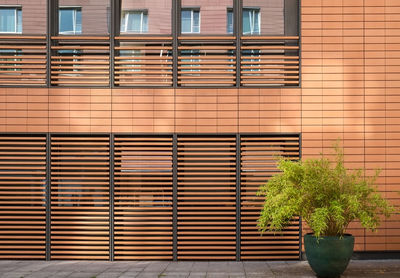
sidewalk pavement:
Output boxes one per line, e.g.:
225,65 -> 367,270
0,260 -> 399,278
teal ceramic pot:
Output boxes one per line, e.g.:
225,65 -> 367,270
304,233 -> 354,278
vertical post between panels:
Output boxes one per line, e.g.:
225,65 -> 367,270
235,0 -> 242,88
172,134 -> 178,261
236,134 -> 241,261
298,133 -> 302,259
172,0 -> 179,88
109,134 -> 115,261
45,134 -> 51,260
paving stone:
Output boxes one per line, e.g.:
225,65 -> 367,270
159,272 -> 190,278
134,273 -> 162,278
96,272 -> 122,278
191,262 -> 209,272
117,271 -> 139,278
66,272 -> 99,278
188,272 -> 206,278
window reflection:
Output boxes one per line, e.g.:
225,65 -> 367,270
120,0 -> 171,34
59,7 -> 82,35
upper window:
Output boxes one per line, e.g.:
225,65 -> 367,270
181,0 -> 233,35
242,8 -> 260,35
227,9 -> 233,34
120,0 -> 171,35
59,7 -> 82,35
121,10 -> 148,33
0,7 -> 22,33
181,8 -> 200,34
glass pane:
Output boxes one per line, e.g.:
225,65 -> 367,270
0,8 -> 16,32
181,0 -> 233,35
242,0 -> 284,35
120,0 -> 171,34
227,10 -> 233,34
181,10 -> 191,33
59,0 -> 110,35
59,9 -> 74,34
16,9 -> 22,33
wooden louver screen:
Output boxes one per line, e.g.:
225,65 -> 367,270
115,37 -> 173,86
0,133 -> 302,260
177,136 -> 237,260
0,36 -> 47,86
50,135 -> 110,260
51,36 -> 110,86
0,135 -> 46,259
240,135 -> 300,260
113,136 -> 173,260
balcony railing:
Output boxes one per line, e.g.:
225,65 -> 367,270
0,35 -> 300,88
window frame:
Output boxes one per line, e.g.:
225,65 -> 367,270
120,9 -> 149,34
59,6 -> 82,35
181,8 -> 200,34
0,6 -> 22,34
227,8 -> 233,34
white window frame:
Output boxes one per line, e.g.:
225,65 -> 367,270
121,10 -> 148,33
181,8 -> 200,34
0,6 -> 22,34
243,7 -> 261,35
59,6 -> 81,35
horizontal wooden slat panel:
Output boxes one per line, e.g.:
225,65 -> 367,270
0,134 -> 46,259
240,134 -> 301,260
240,37 -> 299,87
177,136 -> 237,260
51,37 -> 110,86
114,38 -> 173,87
178,37 -> 236,87
50,135 -> 110,260
114,135 -> 173,260
0,36 -> 47,86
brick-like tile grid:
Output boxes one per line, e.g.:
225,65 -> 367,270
0,0 -> 398,253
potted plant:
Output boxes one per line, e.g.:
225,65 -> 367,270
257,142 -> 396,278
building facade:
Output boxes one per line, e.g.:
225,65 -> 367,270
0,0 -> 398,261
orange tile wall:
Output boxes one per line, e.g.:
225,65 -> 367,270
0,0 -> 398,252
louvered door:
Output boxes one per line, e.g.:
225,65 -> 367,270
0,135 -> 46,259
240,135 -> 301,260
50,135 -> 110,260
113,135 -> 173,260
177,136 -> 237,260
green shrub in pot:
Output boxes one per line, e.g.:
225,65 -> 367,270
257,142 -> 396,278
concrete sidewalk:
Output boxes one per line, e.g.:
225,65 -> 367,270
0,260 -> 399,278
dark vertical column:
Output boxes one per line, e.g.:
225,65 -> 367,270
235,0 -> 242,88
45,134 -> 51,260
284,0 -> 299,37
172,134 -> 178,261
109,134 -> 115,261
47,0 -> 57,88
110,0 -> 119,88
298,133 -> 302,259
173,0 -> 179,88
236,134 -> 241,261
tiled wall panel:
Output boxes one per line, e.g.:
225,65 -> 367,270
0,0 -> 398,253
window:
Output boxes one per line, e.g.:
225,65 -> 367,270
243,8 -> 260,35
121,10 -> 148,33
59,7 -> 82,34
181,8 -> 200,34
227,9 -> 233,34
0,7 -> 22,33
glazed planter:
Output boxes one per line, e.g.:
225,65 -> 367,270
304,233 -> 354,278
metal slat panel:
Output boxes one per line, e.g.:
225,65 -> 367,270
113,135 -> 173,260
50,135 -> 110,260
0,135 -> 46,259
240,134 -> 301,260
177,136 -> 237,260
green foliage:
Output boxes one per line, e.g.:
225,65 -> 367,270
257,141 -> 396,238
